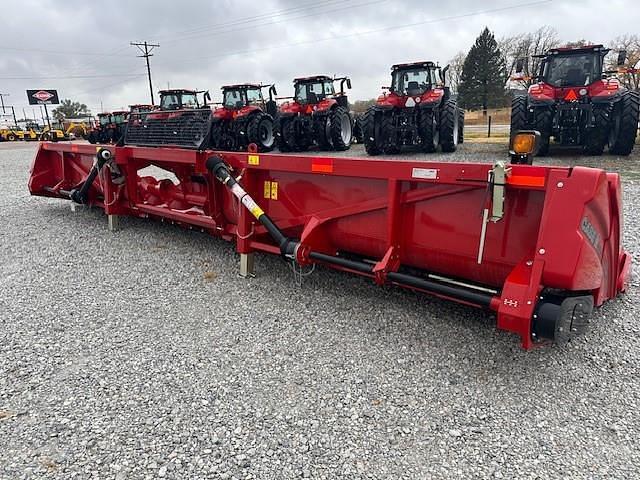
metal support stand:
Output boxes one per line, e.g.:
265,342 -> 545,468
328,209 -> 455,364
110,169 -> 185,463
108,215 -> 119,232
239,253 -> 255,278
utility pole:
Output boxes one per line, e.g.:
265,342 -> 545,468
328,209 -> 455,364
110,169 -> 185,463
131,41 -> 159,105
0,92 -> 9,113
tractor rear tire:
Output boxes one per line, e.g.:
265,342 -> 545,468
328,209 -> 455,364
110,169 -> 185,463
584,106 -> 609,156
458,108 -> 465,144
531,107 -> 552,156
510,95 -> 528,135
282,118 -> 308,152
362,108 -> 381,156
609,91 -> 640,156
247,113 -> 275,152
329,106 -> 352,151
381,113 -> 399,154
418,108 -> 438,153
439,99 -> 459,153
275,118 -> 291,152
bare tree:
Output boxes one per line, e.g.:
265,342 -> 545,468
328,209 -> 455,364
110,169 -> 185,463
447,51 -> 466,94
607,34 -> 640,90
501,26 -> 561,89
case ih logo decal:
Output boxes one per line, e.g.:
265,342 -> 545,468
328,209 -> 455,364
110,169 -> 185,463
26,89 -> 59,105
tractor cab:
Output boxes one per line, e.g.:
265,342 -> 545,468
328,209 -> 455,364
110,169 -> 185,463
292,75 -> 351,108
111,111 -> 129,125
129,104 -> 155,114
390,61 -> 445,97
220,83 -> 278,117
158,89 -> 209,111
97,113 -> 111,127
537,46 -> 609,87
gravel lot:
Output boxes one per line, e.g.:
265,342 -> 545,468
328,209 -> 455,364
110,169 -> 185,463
1,142 -> 639,479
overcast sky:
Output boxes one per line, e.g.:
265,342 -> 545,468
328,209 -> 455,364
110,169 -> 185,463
1,0 -> 638,117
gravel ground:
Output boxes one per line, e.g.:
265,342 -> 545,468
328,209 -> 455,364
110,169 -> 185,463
1,142 -> 639,479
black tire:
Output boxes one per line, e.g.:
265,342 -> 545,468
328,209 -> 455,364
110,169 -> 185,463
609,91 -> 640,156
329,106 -> 352,151
352,114 -> 364,144
41,132 -> 51,141
531,107 -> 552,156
209,121 -> 222,149
87,131 -> 97,144
418,108 -> 438,153
275,117 -> 291,152
458,108 -> 465,144
282,117 -> 308,152
247,113 -> 275,152
510,95 -> 528,136
381,113 -> 399,154
315,115 -> 332,151
584,106 -> 609,155
362,108 -> 381,156
7,133 -> 16,141
439,98 -> 459,153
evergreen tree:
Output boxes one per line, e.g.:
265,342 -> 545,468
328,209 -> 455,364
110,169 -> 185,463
458,28 -> 508,112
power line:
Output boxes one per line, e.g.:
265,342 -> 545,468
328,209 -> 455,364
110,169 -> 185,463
153,0 -> 342,42
160,0 -> 553,69
131,41 -> 160,104
164,0 -> 386,44
0,73 -> 143,80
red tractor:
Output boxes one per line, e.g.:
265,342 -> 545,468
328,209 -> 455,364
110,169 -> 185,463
211,84 -> 277,152
361,61 -> 463,155
275,75 -> 353,151
88,111 -> 129,144
510,45 -> 640,156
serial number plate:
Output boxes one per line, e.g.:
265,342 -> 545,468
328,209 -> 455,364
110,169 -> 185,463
412,168 -> 438,180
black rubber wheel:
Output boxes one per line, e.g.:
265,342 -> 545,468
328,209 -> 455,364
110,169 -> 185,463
584,106 -> 609,155
315,115 -> 332,151
510,95 -> 529,136
282,118 -> 308,152
352,114 -> 364,144
41,132 -> 51,141
247,113 -> 275,152
531,107 -> 552,156
381,113 -> 399,154
458,108 -> 465,144
87,131 -> 97,144
439,98 -> 459,152
7,133 -> 16,141
329,106 -> 352,151
275,117 -> 291,152
609,91 -> 640,156
362,108 -> 381,156
418,108 -> 438,153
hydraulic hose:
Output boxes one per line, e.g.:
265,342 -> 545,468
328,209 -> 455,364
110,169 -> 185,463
69,148 -> 112,204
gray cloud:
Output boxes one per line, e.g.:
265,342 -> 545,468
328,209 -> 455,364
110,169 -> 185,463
1,0 -> 638,115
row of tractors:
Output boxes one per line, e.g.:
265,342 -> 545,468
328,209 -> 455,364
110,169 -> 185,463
90,43 -> 639,159
98,62 -> 467,155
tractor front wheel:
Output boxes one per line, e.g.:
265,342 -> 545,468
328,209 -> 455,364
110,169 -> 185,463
439,99 -> 459,153
247,113 -> 275,152
282,118 -> 307,152
41,132 -> 51,141
7,133 -> 17,141
609,91 -> 640,156
329,106 -> 352,151
531,107 -> 552,156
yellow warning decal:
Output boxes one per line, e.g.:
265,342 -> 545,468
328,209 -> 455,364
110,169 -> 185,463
248,154 -> 260,165
270,181 -> 278,200
250,205 -> 264,218
264,181 -> 271,199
